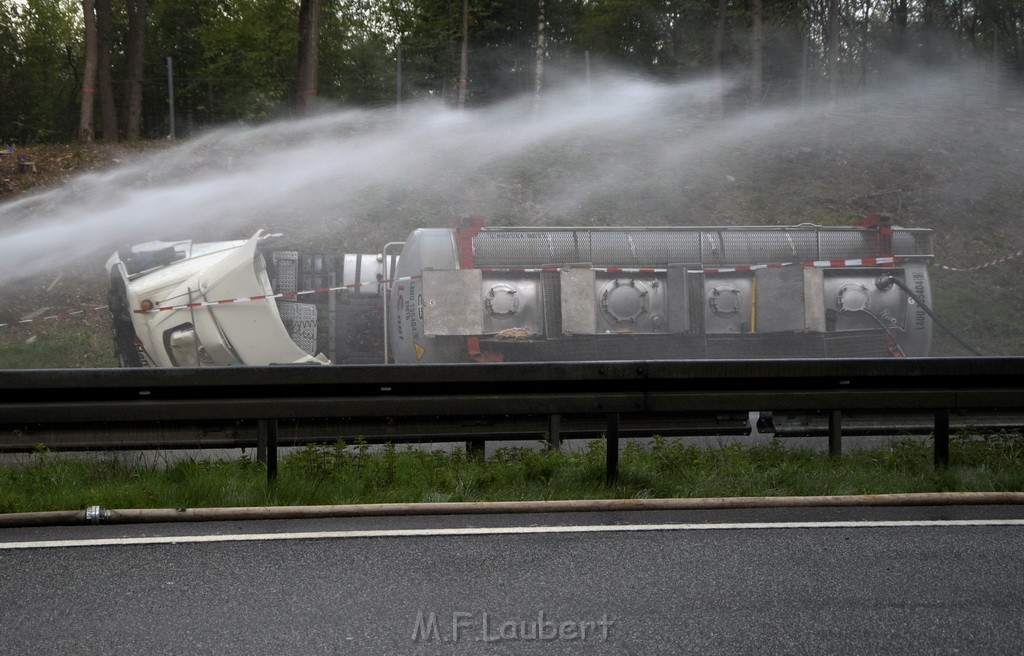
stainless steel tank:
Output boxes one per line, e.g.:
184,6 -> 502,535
389,223 -> 933,364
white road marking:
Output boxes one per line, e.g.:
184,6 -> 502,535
2,519 -> 1023,550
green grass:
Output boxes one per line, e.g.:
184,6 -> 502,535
0,320 -> 117,368
930,266 -> 1024,356
2,433 -> 1023,514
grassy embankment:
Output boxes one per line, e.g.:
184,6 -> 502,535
2,434 -> 1022,513
0,319 -> 116,368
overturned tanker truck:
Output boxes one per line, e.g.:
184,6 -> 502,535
107,214 -> 934,368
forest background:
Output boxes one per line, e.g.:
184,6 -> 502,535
1,0 -> 1022,142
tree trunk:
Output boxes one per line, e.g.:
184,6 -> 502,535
750,0 -> 763,108
711,0 -> 729,116
124,0 -> 146,142
860,0 -> 872,88
892,0 -> 908,56
297,0 -> 322,116
533,0 -> 545,110
827,0 -> 840,103
711,0 -> 728,79
96,0 -> 117,141
922,0 -> 936,65
457,0 -> 469,109
78,0 -> 97,142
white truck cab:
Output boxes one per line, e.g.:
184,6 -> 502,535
107,232 -> 328,367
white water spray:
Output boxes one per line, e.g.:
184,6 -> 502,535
0,68 -> 1019,285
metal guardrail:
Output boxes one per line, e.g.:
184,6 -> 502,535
2,358 -> 1023,482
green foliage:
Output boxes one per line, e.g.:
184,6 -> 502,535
2,434 -> 1023,513
146,0 -> 220,126
320,26 -> 396,105
194,0 -> 299,122
0,3 -> 19,87
0,0 -> 82,142
2,0 -> 1024,138
578,0 -> 670,72
397,0 -> 535,104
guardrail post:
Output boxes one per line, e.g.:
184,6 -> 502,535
606,413 -> 620,485
256,422 -> 267,465
828,410 -> 842,457
934,409 -> 950,468
258,419 -> 279,482
466,438 -> 485,460
547,414 -> 562,451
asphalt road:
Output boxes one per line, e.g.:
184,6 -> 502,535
2,505 -> 1024,655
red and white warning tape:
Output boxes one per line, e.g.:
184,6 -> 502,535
697,256 -> 903,274
0,305 -> 109,329
938,249 -> 1024,272
480,256 -> 905,276
134,257 -> 906,315
0,256 -> 907,327
6,248 -> 1019,330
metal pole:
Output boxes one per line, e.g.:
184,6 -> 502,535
267,419 -> 278,482
396,41 -> 403,111
166,57 -> 176,139
934,409 -> 950,468
606,413 -> 619,485
381,242 -> 404,364
585,50 -> 591,91
547,413 -> 562,451
327,271 -> 337,363
256,422 -> 267,464
828,410 -> 842,457
466,438 -> 485,460
457,0 -> 468,109
258,419 -> 278,482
